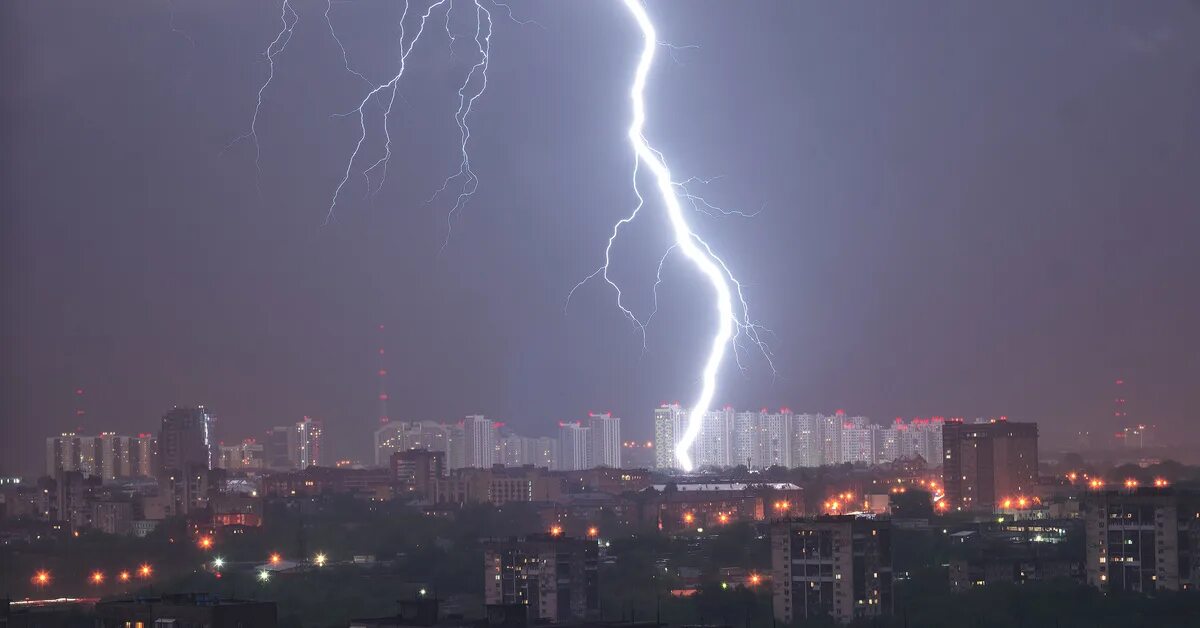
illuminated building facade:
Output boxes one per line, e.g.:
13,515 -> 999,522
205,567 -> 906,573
771,516 -> 893,624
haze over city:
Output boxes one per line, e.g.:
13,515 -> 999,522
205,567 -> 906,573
4,0 -> 1197,476
3,3 -> 1200,626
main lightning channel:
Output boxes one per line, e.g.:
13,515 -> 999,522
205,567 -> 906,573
621,0 -> 740,472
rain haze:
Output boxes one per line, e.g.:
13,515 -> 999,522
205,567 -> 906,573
3,0 -> 1199,474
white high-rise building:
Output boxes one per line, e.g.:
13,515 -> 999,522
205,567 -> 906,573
374,421 -> 454,466
558,422 -> 591,471
694,406 -> 735,469
820,413 -> 846,466
755,409 -> 794,469
792,414 -> 823,467
840,416 -> 876,465
587,413 -> 621,468
653,404 -> 684,469
462,415 -> 495,468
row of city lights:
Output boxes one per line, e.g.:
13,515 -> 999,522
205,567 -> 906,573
32,564 -> 152,588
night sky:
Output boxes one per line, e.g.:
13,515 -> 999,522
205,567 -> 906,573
3,1 -> 1198,473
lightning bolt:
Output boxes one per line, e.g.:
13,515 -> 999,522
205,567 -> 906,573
613,0 -> 772,471
225,0 -> 298,175
229,1 -> 770,472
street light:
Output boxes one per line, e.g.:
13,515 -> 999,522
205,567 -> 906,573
258,570 -> 271,582
314,553 -> 327,567
32,570 -> 51,588
118,571 -> 131,583
269,553 -> 282,565
138,564 -> 153,579
213,557 -> 225,569
90,570 -> 105,585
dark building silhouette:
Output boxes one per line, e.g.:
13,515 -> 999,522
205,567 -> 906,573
483,535 -> 599,623
158,406 -> 215,475
771,516 -> 893,624
94,593 -> 276,628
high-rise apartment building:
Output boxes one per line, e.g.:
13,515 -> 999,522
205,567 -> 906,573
792,414 -> 823,468
558,422 -> 591,471
293,416 -> 323,468
694,406 -> 735,468
586,413 -> 621,468
771,516 -> 893,624
654,404 -> 684,469
374,421 -> 453,466
840,416 -> 877,465
217,440 -> 265,470
483,535 -> 599,623
462,415 -> 495,468
263,426 -> 294,470
158,406 -> 215,474
942,419 -> 1038,511
497,434 -> 558,469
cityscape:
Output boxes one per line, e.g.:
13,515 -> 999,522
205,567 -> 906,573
3,1 -> 1198,627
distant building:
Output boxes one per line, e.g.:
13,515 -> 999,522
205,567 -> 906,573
639,482 -> 804,532
392,449 -> 445,498
1084,489 -> 1200,592
498,435 -> 558,469
262,466 -> 394,500
217,440 -> 265,470
942,419 -> 1038,511
483,535 -> 599,623
435,465 -> 562,506
558,422 -> 591,471
587,413 -> 621,468
94,593 -> 276,627
463,415 -> 496,468
158,406 -> 215,474
92,500 -> 134,535
771,516 -> 893,624
294,416 -> 323,468
263,426 -> 294,470
653,404 -> 684,469
46,432 -> 158,480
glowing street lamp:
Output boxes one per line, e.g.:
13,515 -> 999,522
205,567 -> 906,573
269,553 -> 282,565
682,513 -> 695,525
257,570 -> 271,582
138,564 -> 153,579
198,536 -> 214,550
717,513 -> 730,525
118,570 -> 131,583
90,570 -> 105,585
314,553 -> 328,567
748,573 -> 762,586
213,557 -> 225,570
549,525 -> 563,537
586,527 -> 599,538
32,570 -> 51,588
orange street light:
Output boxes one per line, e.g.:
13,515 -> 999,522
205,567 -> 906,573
198,536 -> 214,550
749,573 -> 762,586
587,526 -> 599,538
118,570 -> 131,583
269,553 -> 282,565
682,513 -> 695,525
138,564 -> 153,578
32,570 -> 51,587
549,525 -> 563,537
90,570 -> 105,585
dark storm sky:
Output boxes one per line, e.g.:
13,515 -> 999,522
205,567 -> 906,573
3,1 -> 1198,473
